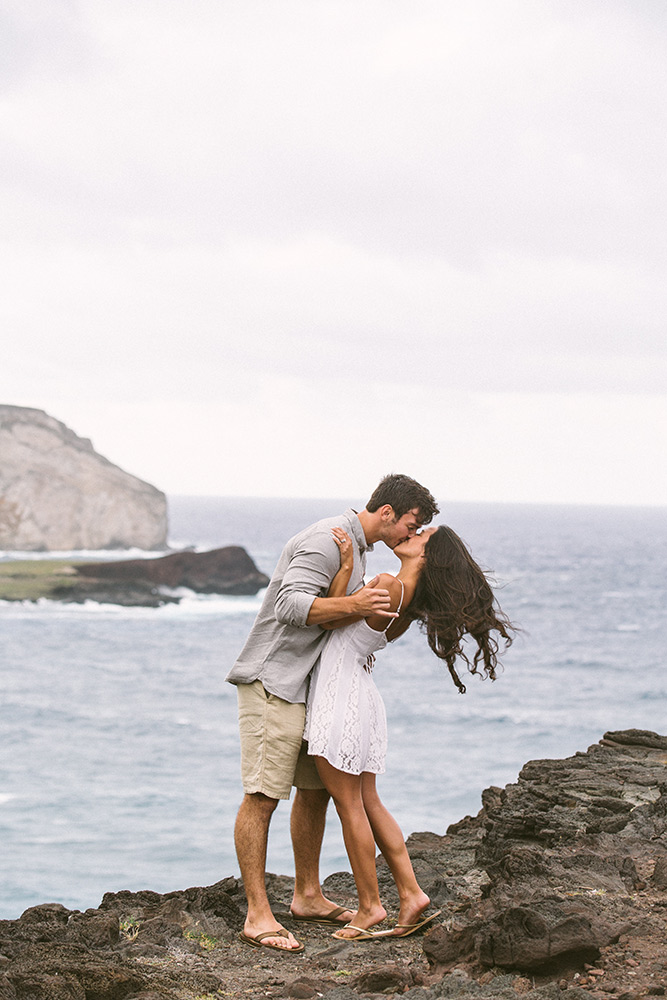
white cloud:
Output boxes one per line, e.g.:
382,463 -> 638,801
2,235 -> 664,400
21,388 -> 665,506
1,0 -> 666,502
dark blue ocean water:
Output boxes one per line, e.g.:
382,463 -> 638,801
1,497 -> 665,919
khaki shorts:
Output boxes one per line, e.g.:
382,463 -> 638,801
237,679 -> 324,799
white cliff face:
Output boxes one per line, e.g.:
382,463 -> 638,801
0,406 -> 168,551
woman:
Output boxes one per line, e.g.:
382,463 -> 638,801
303,524 -> 514,940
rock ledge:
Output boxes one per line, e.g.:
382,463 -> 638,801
1,730 -> 665,999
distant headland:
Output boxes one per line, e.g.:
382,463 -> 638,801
0,404 -> 167,551
0,405 -> 270,604
0,546 -> 270,606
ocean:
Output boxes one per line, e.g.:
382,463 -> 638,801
1,497 -> 665,920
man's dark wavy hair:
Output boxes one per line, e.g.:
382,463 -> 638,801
406,525 -> 516,693
366,474 -> 439,524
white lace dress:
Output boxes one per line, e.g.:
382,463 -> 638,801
304,582 -> 404,775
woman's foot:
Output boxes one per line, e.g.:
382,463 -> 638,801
389,890 -> 431,936
331,903 -> 387,940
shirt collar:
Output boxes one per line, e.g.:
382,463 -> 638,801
346,508 -> 373,553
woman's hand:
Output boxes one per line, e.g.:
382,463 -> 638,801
323,527 -> 355,611
331,527 -> 354,571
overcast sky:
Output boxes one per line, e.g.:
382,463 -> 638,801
2,0 -> 666,504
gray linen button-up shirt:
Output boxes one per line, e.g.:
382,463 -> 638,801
225,508 -> 369,704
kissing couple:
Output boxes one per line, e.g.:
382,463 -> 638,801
226,474 -> 514,952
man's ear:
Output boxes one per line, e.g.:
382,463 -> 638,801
380,504 -> 395,521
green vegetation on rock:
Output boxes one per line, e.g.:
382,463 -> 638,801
0,560 -> 82,602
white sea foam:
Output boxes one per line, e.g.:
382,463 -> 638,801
0,590 -> 266,619
0,548 -> 169,563
167,591 -> 266,615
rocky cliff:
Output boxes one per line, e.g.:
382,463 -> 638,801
0,730 -> 665,1000
0,405 -> 167,550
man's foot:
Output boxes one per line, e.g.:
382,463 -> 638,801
289,888 -> 356,923
289,903 -> 354,926
240,924 -> 303,952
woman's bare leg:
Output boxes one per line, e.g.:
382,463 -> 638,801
360,773 -> 430,930
314,757 -> 386,937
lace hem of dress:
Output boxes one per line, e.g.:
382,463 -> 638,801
304,637 -> 387,775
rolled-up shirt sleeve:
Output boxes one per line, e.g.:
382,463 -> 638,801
274,533 -> 341,627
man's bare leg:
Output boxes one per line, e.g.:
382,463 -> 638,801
289,787 -> 354,924
234,792 -> 301,950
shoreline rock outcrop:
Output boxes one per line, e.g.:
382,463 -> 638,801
1,730 -> 665,999
75,545 -> 270,597
0,547 -> 270,606
420,728 -> 667,981
0,405 -> 167,551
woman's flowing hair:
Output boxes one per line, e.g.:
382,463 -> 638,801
406,525 -> 516,693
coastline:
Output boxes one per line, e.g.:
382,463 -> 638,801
0,547 -> 269,606
2,730 -> 665,1000
0,558 -> 176,607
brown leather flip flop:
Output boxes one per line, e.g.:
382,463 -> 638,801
289,905 -> 353,926
238,929 -> 304,953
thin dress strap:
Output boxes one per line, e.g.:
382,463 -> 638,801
382,579 -> 405,632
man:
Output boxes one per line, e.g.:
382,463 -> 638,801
226,474 -> 439,952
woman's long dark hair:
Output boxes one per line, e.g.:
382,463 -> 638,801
406,525 -> 515,693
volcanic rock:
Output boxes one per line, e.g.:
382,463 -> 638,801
0,731 -> 665,1000
75,546 -> 270,595
421,728 -> 667,978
